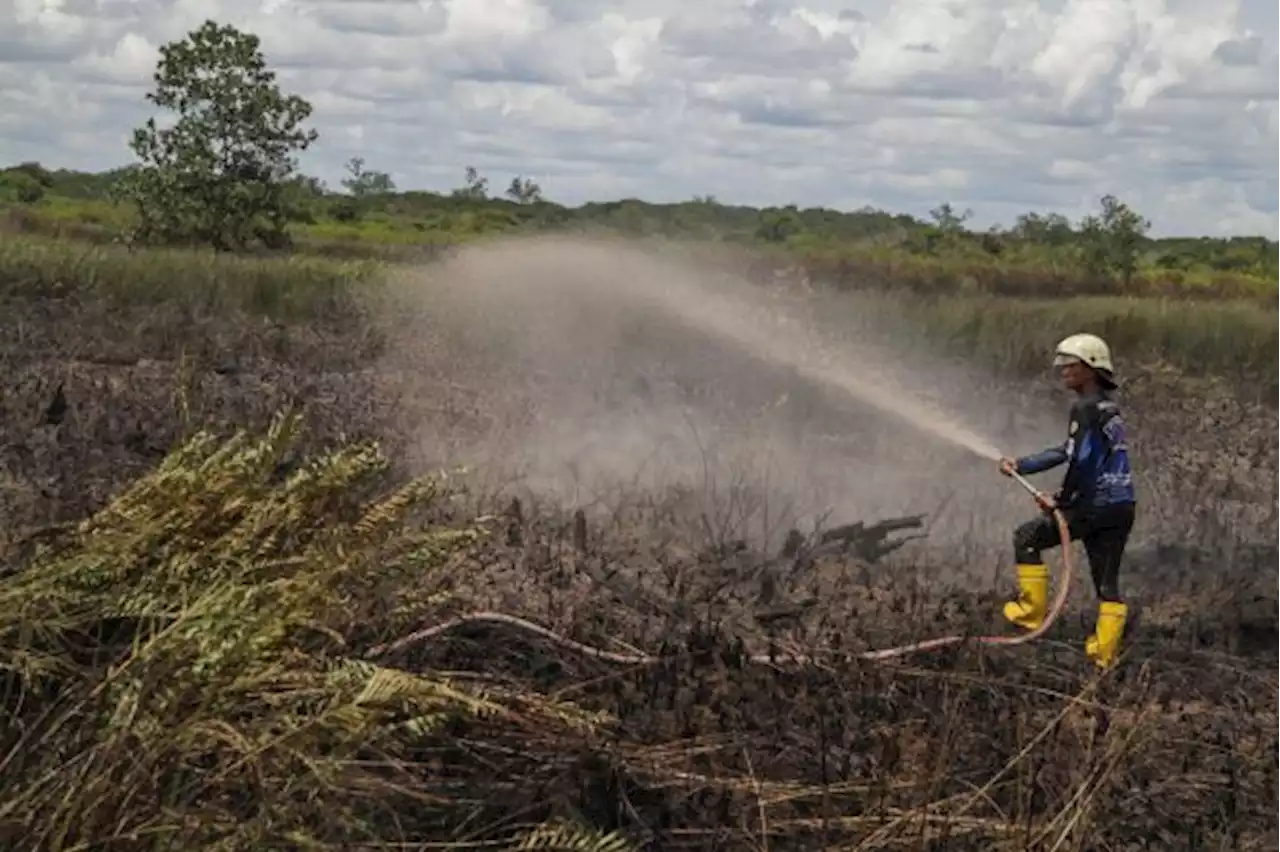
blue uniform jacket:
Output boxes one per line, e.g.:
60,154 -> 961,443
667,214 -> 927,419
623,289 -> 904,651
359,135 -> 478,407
1015,391 -> 1136,510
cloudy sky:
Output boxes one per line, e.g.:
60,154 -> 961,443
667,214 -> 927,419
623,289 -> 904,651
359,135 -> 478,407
1,0 -> 1276,237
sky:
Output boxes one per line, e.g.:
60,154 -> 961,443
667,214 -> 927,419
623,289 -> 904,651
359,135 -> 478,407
1,0 -> 1277,237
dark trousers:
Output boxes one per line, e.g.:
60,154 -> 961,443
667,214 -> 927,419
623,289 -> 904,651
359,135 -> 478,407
1013,503 -> 1136,602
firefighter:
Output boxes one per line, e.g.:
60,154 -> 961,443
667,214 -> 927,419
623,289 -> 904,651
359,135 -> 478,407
998,333 -> 1136,668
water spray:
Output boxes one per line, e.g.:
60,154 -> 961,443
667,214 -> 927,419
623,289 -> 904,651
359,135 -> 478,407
376,240 -> 1076,665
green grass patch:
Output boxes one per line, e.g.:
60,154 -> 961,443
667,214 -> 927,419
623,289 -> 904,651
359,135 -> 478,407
29,194 -> 132,227
1,231 -> 1273,398
0,232 -> 381,323
796,245 -> 1277,302
891,293 -> 1277,395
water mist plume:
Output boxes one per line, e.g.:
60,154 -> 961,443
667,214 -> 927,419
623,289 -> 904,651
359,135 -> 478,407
378,235 -> 1057,559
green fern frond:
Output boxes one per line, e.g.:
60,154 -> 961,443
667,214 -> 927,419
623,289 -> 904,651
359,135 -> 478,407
511,820 -> 637,852
398,712 -> 451,738
336,659 -> 507,719
351,476 -> 439,542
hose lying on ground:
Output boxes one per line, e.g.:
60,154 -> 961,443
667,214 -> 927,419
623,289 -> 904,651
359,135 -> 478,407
367,475 -> 1075,666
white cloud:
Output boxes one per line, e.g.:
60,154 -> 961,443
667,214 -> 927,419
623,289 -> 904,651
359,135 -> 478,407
0,0 -> 1275,236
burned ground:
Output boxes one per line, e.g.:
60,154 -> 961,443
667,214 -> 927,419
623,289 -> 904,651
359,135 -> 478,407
1,240 -> 1276,850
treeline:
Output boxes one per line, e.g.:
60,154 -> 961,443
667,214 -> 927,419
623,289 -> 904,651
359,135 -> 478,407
4,158 -> 1276,280
0,18 -> 1275,289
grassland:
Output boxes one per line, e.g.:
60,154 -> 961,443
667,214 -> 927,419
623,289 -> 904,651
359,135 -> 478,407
1,176 -> 1277,851
3,230 -> 1274,397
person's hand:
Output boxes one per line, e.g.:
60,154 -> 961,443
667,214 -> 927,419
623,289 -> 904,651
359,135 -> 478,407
1034,491 -> 1057,512
998,457 -> 1017,477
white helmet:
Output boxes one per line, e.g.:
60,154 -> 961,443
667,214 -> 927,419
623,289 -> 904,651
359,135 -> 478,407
1053,333 -> 1116,386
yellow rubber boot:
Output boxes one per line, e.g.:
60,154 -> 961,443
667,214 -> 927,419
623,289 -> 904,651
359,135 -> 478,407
1085,601 -> 1128,668
1002,563 -> 1049,630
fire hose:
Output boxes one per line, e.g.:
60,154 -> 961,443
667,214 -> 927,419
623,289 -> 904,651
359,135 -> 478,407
857,469 -> 1073,661
367,471 -> 1074,666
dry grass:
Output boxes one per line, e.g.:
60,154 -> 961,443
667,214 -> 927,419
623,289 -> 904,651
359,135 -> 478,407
1,415 -> 1274,851
0,235 -> 1276,850
0,413 -> 634,850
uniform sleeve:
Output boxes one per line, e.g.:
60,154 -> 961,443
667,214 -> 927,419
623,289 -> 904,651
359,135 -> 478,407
1015,442 -> 1069,475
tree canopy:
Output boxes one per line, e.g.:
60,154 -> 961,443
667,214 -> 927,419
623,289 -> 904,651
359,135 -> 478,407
115,20 -> 318,250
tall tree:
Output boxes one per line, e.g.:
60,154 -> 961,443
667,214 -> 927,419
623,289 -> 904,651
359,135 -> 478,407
505,176 -> 542,204
1079,195 -> 1151,286
341,157 -> 395,198
117,20 -> 319,250
452,166 -> 489,200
